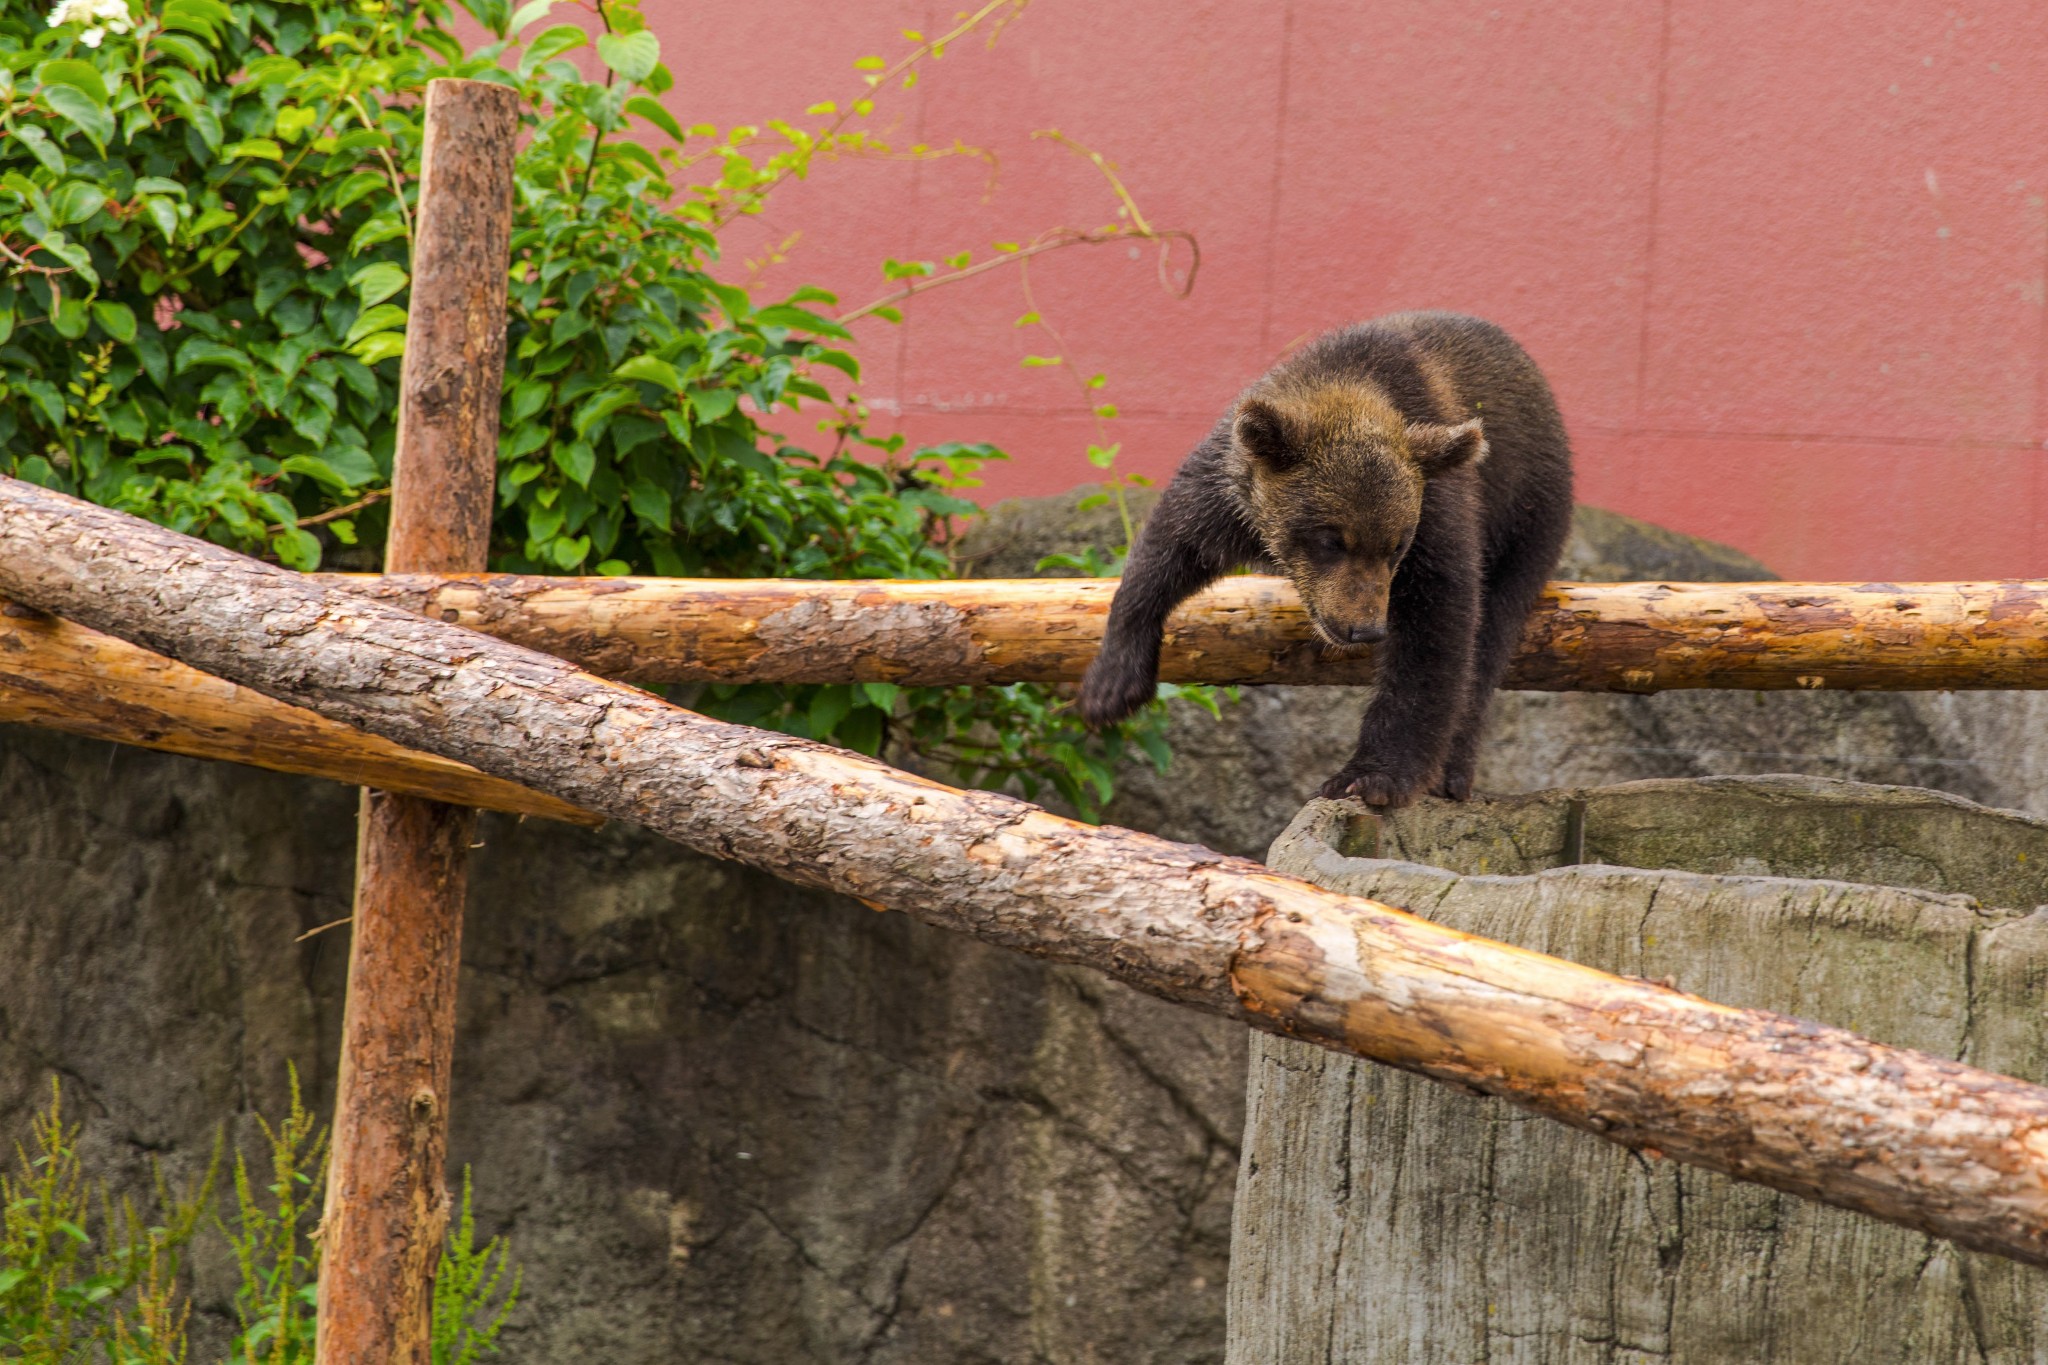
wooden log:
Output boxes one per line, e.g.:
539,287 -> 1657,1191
315,78 -> 520,1365
0,602 -> 594,824
10,572 -> 2042,807
331,573 -> 2048,691
10,475 -> 2048,1267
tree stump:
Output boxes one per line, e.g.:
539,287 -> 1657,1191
1229,775 -> 2048,1363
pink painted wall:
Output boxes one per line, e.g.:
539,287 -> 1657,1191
649,0 -> 2048,581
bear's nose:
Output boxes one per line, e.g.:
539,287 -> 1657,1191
1345,623 -> 1386,645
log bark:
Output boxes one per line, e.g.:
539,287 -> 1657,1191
0,601 -> 594,824
330,573 -> 2048,691
315,77 -> 520,1365
13,572 -> 2041,812
10,475 -> 2048,1267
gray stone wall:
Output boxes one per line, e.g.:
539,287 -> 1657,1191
0,727 -> 1239,1363
4,497 -> 2046,1360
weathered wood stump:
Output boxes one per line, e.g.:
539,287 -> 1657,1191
1229,775 -> 2048,1363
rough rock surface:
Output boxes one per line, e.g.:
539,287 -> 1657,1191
0,727 -> 1239,1363
2,494 -> 2043,1361
1231,778 -> 2048,1363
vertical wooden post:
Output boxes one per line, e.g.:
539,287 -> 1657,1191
315,78 -> 520,1365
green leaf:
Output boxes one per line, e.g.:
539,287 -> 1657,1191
13,126 -> 65,176
254,267 -> 297,317
350,263 -> 409,308
509,378 -> 551,423
323,446 -> 379,484
703,279 -> 752,324
274,526 -> 322,570
596,30 -> 661,83
91,300 -> 137,342
753,304 -> 851,339
151,31 -> 217,70
279,454 -> 353,490
612,355 -> 685,391
143,196 -> 181,241
520,24 -> 586,73
177,333 -> 252,370
162,0 -> 232,38
807,348 -> 860,380
329,170 -> 387,211
553,440 -> 595,486
625,95 -> 685,142
689,388 -> 737,424
131,331 -> 167,388
331,129 -> 393,154
274,105 -> 318,142
350,331 -> 406,365
49,181 -> 106,227
808,685 -> 854,738
52,297 -> 91,339
43,87 -> 114,154
36,60 -> 109,107
223,138 -> 285,161
508,0 -> 556,33
626,479 -> 671,531
344,303 -> 408,346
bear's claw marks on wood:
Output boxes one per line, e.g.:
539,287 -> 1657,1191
13,474 -> 2048,1265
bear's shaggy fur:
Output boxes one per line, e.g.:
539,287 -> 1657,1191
1078,311 -> 1574,807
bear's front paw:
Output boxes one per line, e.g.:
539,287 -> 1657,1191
1319,762 -> 1430,809
1431,762 -> 1475,802
1078,655 -> 1158,729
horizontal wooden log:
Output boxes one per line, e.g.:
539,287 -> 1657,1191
332,572 -> 2048,691
9,473 -> 2048,1267
0,601 -> 596,826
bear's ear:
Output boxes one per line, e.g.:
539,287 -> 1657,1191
1404,419 -> 1488,477
1234,398 -> 1299,472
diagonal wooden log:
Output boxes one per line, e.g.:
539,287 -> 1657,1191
9,475 -> 2048,1268
333,572 -> 2048,691
0,601 -> 595,824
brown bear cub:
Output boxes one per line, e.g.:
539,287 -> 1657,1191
1078,311 -> 1573,807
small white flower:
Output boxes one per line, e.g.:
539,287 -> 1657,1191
46,0 -> 132,48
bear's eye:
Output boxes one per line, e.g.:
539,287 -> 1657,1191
1299,527 -> 1347,560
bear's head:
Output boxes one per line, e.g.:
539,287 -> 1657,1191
1231,383 -> 1486,648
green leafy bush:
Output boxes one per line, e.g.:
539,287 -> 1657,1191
0,1076 -> 517,1364
0,0 -> 1217,817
